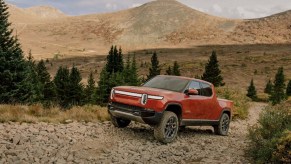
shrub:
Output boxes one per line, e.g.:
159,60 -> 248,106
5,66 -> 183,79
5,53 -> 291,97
272,130 -> 291,163
248,103 -> 291,163
216,87 -> 250,119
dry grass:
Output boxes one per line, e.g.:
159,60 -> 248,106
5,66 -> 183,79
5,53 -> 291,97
216,87 -> 250,120
0,104 -> 110,123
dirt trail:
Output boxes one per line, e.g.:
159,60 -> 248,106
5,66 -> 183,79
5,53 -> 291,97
0,103 -> 267,163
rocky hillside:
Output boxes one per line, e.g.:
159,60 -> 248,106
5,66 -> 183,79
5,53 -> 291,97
0,103 -> 266,163
7,0 -> 291,59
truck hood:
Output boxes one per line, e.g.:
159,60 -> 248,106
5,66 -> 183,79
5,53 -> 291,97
113,86 -> 178,98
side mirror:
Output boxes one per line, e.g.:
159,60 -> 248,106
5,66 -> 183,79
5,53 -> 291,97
186,89 -> 199,95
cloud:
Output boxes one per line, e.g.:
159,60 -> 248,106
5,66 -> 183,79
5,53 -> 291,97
105,3 -> 118,10
131,3 -> 142,8
5,0 -> 291,18
212,4 -> 222,13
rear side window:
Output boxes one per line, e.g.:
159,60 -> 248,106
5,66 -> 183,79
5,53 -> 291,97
201,83 -> 213,97
188,81 -> 202,95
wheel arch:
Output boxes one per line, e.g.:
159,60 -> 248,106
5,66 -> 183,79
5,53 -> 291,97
220,108 -> 232,120
164,103 -> 183,121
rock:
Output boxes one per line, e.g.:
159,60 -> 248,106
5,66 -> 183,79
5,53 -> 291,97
67,154 -> 74,161
28,127 -> 39,135
13,135 -> 22,145
65,120 -> 73,124
181,146 -> 190,152
46,126 -> 55,133
4,150 -> 17,156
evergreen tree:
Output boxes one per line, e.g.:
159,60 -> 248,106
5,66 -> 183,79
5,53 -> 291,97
117,47 -> 124,72
129,54 -> 139,86
113,46 -> 118,73
123,55 -> 131,84
54,66 -> 71,109
19,51 -> 42,104
36,59 -> 56,107
247,79 -> 257,101
105,45 -> 124,74
264,79 -> 273,94
109,72 -> 125,90
166,66 -> 172,75
286,80 -> 291,97
69,65 -> 83,106
85,71 -> 96,104
201,51 -> 225,87
95,68 -> 110,105
0,0 -> 31,103
270,67 -> 286,105
147,52 -> 161,80
172,61 -> 181,76
105,46 -> 114,74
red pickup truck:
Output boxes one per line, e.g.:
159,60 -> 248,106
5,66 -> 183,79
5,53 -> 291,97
108,75 -> 233,143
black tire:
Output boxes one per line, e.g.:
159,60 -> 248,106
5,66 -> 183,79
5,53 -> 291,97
214,113 -> 230,136
154,111 -> 179,143
110,115 -> 131,128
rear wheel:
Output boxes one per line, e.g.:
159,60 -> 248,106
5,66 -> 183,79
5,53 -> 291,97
154,111 -> 179,143
214,113 -> 230,136
110,115 -> 131,128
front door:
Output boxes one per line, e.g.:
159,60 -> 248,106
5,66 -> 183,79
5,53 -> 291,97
184,80 -> 206,119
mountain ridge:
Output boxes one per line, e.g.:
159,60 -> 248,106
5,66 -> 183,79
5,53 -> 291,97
7,0 -> 291,59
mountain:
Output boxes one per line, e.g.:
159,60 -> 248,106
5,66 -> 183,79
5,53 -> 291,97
7,0 -> 291,59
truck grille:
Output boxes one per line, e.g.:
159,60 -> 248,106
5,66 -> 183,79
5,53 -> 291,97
111,102 -> 144,111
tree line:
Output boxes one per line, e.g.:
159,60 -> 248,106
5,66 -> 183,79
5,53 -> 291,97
0,0 -> 226,109
247,67 -> 291,105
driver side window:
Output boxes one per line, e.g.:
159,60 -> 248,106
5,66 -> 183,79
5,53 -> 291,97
188,81 -> 201,95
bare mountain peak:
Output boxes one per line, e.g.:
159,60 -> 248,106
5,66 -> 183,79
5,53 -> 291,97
25,5 -> 66,18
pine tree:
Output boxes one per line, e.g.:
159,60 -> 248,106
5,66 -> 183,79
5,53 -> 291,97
264,79 -> 273,94
201,51 -> 224,87
246,79 -> 257,101
0,0 -> 32,103
105,46 -> 114,74
117,47 -> 124,72
172,61 -> 181,76
54,66 -> 71,109
36,59 -> 56,107
95,68 -> 110,105
69,65 -> 83,106
105,45 -> 124,74
129,54 -> 139,86
166,66 -> 172,75
113,46 -> 118,73
123,55 -> 131,85
270,67 -> 286,105
85,71 -> 96,104
147,52 -> 161,80
286,80 -> 291,97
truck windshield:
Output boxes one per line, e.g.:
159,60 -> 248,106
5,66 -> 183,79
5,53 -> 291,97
143,76 -> 190,92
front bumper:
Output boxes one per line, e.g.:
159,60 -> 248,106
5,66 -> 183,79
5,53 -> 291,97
108,102 -> 163,125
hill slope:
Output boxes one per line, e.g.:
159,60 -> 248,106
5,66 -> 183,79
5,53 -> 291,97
7,0 -> 291,59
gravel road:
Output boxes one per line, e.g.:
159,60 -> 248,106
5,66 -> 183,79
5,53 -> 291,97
0,103 -> 266,163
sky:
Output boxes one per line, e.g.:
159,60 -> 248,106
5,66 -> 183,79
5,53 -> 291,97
6,0 -> 291,19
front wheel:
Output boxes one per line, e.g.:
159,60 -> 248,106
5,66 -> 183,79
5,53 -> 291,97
214,113 -> 230,136
154,111 -> 179,143
110,115 -> 131,128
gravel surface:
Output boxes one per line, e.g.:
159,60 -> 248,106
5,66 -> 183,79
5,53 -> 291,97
0,103 -> 266,163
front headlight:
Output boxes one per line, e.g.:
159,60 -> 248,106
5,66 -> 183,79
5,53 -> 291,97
110,89 -> 115,99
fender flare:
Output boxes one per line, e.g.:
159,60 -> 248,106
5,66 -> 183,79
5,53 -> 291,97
219,108 -> 232,120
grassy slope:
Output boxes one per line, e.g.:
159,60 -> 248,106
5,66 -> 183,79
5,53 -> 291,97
46,44 -> 291,94
0,105 -> 109,123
